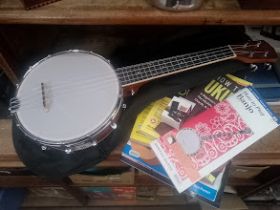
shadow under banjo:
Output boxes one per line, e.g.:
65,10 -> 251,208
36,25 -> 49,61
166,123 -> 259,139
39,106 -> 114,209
9,41 -> 278,154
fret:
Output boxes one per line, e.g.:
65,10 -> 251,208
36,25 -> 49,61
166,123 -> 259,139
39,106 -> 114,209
208,54 -> 217,61
121,74 -> 129,84
123,67 -> 133,83
183,56 -> 194,66
117,67 -> 127,84
148,63 -> 156,76
191,55 -> 199,61
173,62 -> 182,70
141,64 -> 150,79
145,63 -> 153,75
199,54 -> 208,63
147,62 -> 156,77
145,64 -> 153,79
158,59 -> 165,65
132,65 -> 142,78
166,61 -> 174,73
152,60 -> 159,68
171,58 -> 179,70
172,56 -> 181,70
127,68 -> 133,80
117,45 -> 235,86
177,59 -> 187,69
125,68 -> 133,82
151,60 -> 161,74
118,71 -> 126,85
132,65 -> 146,82
158,62 -> 169,74
158,60 -> 167,73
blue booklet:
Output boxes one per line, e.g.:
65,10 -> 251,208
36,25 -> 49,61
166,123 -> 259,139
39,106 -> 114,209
235,67 -> 280,102
242,68 -> 280,88
121,141 -> 229,207
256,87 -> 280,102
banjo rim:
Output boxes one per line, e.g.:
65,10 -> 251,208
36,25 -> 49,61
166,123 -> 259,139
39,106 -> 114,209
13,50 -> 123,149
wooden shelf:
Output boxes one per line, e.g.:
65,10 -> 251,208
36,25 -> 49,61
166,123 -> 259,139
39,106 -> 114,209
0,0 -> 280,25
0,174 -> 163,188
0,171 -> 262,188
0,176 -> 57,188
22,196 -> 191,207
21,193 -> 247,209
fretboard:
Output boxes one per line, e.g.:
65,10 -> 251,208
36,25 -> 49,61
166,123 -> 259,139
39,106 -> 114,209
116,45 -> 236,87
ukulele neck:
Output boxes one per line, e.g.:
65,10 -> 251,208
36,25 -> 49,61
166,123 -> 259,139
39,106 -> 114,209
116,45 -> 236,87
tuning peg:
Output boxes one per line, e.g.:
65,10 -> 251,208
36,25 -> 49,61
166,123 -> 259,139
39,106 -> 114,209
264,63 -> 272,71
249,51 -> 255,58
243,43 -> 249,48
250,64 -> 258,72
264,51 -> 269,58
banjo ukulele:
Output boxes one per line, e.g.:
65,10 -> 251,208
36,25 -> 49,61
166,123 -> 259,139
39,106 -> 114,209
9,41 -> 278,154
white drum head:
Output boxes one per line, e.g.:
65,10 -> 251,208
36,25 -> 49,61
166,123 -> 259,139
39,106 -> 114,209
16,51 -> 121,143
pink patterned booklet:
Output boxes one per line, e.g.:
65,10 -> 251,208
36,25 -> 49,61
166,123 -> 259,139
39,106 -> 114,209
151,87 -> 279,193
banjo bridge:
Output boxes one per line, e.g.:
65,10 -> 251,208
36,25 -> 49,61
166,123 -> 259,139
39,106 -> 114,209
41,82 -> 50,112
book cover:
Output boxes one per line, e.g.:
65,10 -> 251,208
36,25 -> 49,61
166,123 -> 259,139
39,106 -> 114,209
156,74 -> 252,134
137,97 -> 171,139
255,87 -> 280,102
130,105 -> 155,146
121,141 -> 229,207
183,74 -> 252,118
151,87 -> 279,193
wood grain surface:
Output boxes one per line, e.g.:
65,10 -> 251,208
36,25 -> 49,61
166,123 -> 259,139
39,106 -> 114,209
0,0 -> 280,25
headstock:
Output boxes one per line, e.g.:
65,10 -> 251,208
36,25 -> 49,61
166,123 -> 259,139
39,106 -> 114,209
231,40 -> 278,64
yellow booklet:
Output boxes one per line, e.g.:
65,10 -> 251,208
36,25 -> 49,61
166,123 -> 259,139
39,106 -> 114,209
130,97 -> 171,146
130,104 -> 155,146
137,97 -> 171,140
226,74 -> 252,86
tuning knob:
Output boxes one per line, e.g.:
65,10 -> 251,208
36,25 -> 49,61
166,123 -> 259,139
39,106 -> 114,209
264,51 -> 269,58
250,64 -> 258,72
264,63 -> 272,71
249,51 -> 255,58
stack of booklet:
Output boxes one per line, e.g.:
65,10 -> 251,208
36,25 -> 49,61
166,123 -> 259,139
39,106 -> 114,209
120,74 -> 280,207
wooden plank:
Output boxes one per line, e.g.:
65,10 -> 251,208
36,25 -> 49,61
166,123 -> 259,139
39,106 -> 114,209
0,53 -> 18,85
22,196 -> 190,207
0,120 -> 21,161
0,161 -> 25,168
0,176 -> 56,187
0,0 -> 280,25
